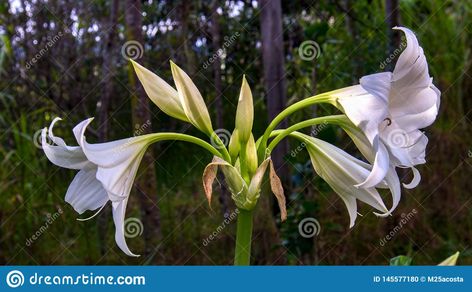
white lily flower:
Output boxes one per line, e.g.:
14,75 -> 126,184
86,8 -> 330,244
42,117 -> 155,257
334,27 -> 440,188
291,132 -> 399,227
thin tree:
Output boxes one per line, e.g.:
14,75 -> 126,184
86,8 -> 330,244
210,0 -> 229,216
259,0 -> 289,182
96,0 -> 120,256
125,0 -> 161,260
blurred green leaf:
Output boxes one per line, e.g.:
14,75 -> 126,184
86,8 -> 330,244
390,255 -> 412,266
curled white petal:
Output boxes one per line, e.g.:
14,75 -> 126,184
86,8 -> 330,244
403,167 -> 421,189
355,139 -> 390,188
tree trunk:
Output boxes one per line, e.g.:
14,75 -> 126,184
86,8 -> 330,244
125,0 -> 161,261
96,0 -> 120,257
258,0 -> 287,264
385,0 -> 401,70
210,0 -> 230,216
259,0 -> 289,182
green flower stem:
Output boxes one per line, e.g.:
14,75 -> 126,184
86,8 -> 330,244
234,208 -> 254,265
257,93 -> 333,160
266,115 -> 346,154
210,132 -> 232,163
149,132 -> 224,159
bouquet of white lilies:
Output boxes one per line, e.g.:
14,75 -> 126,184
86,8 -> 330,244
41,27 -> 440,265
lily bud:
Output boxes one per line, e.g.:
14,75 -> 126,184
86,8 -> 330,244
130,60 -> 188,122
228,129 -> 241,163
202,156 -> 286,220
235,76 -> 254,144
245,134 -> 258,177
170,61 -> 214,135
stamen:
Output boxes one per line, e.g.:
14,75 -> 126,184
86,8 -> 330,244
383,118 -> 392,126
77,203 -> 108,221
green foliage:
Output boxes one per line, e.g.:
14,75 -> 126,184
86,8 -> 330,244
390,255 -> 413,266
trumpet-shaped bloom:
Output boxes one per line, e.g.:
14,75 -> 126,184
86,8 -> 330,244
334,27 -> 440,188
42,117 -> 156,257
291,132 -> 401,227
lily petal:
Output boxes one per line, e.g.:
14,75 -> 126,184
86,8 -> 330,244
65,167 -> 108,214
355,137 -> 390,188
170,61 -> 213,135
73,118 -> 152,201
375,166 -> 401,217
359,72 -> 392,103
336,85 -> 388,144
392,27 -> 430,89
41,128 -> 90,170
112,199 -> 139,257
403,167 -> 421,189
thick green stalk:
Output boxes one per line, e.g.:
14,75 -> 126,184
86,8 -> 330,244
148,132 -> 224,159
257,93 -> 333,160
234,209 -> 254,265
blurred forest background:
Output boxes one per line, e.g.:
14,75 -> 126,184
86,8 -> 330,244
0,0 -> 471,265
